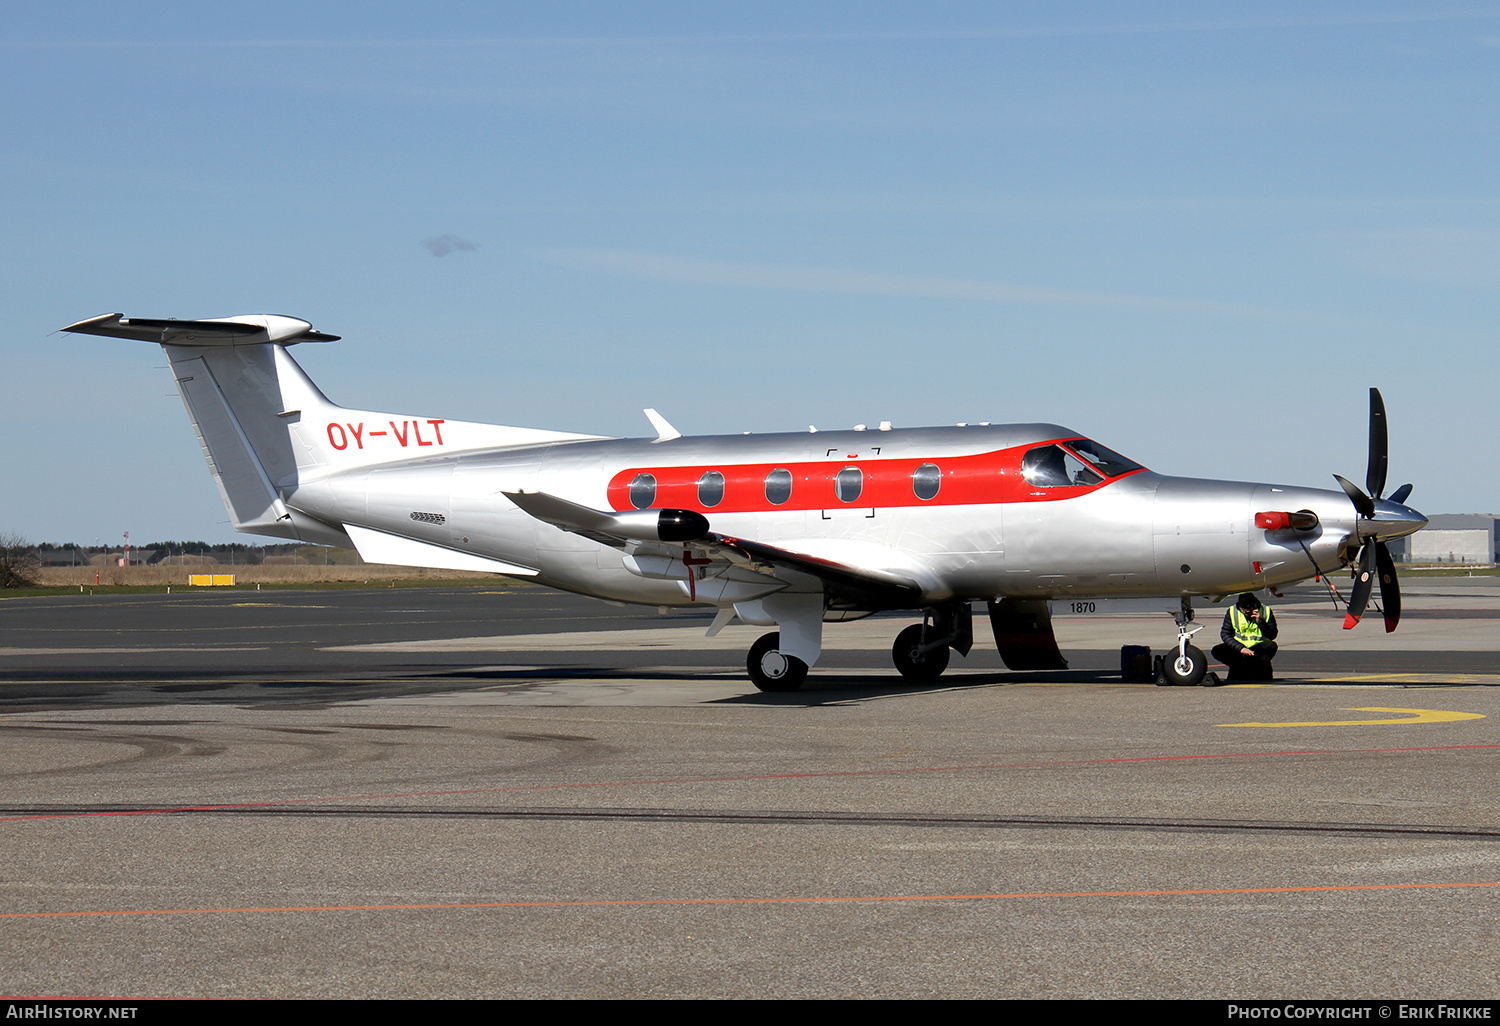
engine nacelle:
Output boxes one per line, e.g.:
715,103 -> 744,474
606,509 -> 710,543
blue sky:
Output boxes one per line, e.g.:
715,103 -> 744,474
3,2 -> 1497,546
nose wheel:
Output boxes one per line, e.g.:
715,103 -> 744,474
747,632 -> 808,692
1158,644 -> 1208,686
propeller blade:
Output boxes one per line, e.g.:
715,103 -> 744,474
1388,483 -> 1413,504
1375,541 -> 1400,633
1343,542 -> 1378,629
1333,474 -> 1376,519
1367,387 -> 1388,499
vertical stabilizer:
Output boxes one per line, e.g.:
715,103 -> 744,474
165,344 -> 298,537
62,313 -> 611,545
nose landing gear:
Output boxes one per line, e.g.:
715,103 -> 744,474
1156,598 -> 1210,686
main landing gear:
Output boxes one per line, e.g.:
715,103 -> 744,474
892,624 -> 950,682
745,603 -> 974,692
892,603 -> 973,684
747,632 -> 808,692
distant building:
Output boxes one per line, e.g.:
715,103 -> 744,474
1393,514 -> 1498,564
37,546 -> 89,567
85,549 -> 160,567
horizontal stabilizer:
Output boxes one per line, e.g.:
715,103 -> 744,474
62,313 -> 339,346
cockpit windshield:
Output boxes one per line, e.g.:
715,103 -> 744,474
1061,438 -> 1144,477
1022,445 -> 1103,487
1020,438 -> 1144,488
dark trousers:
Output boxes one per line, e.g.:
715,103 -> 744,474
1211,641 -> 1278,681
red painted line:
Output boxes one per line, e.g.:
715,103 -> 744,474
5,880 -> 1498,920
2,743 -> 1495,825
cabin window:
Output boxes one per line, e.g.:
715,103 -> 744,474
629,473 -> 657,509
1063,438 -> 1143,477
835,466 -> 863,503
912,463 -> 941,501
697,470 -> 725,508
765,468 -> 793,505
1021,445 -> 1103,488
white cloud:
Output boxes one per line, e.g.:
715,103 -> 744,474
1303,226 -> 1500,289
539,247 -> 1271,315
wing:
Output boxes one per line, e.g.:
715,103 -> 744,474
504,490 -> 926,608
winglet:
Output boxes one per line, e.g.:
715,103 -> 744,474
644,408 -> 682,443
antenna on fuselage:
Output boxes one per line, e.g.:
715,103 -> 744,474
643,408 -> 681,443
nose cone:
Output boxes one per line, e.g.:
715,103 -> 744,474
1365,497 -> 1427,541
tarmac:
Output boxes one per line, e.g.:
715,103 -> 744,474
1,578 -> 1497,999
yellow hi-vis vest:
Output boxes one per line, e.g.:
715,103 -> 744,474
1229,605 -> 1273,648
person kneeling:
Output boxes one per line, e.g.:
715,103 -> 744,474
1212,593 -> 1278,682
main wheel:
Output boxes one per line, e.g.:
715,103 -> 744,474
892,623 -> 950,683
1160,643 -> 1208,686
747,632 -> 808,692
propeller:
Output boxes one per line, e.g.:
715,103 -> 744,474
1335,388 -> 1407,633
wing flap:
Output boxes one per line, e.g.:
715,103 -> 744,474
704,535 -> 923,605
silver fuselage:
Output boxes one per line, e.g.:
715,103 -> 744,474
284,424 -> 1424,609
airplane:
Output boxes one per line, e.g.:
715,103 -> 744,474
63,312 -> 1429,691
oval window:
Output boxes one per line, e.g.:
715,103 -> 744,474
835,466 -> 863,503
764,468 -> 793,505
697,470 -> 725,508
912,463 -> 941,501
629,473 -> 657,510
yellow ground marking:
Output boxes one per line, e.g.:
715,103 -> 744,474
1317,673 -> 1500,685
1219,707 -> 1487,728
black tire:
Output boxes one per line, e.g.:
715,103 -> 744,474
1161,643 -> 1208,686
892,623 -> 950,683
747,632 -> 808,692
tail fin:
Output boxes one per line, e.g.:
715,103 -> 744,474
63,313 -> 603,544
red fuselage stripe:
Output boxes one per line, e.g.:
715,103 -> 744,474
606,439 -> 1147,514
